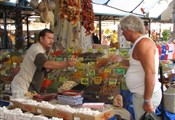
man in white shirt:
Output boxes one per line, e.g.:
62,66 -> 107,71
120,15 -> 162,120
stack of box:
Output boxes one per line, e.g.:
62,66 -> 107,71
57,95 -> 83,105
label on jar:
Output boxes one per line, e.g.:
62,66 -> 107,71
59,76 -> 66,83
94,77 -> 102,85
81,78 -> 89,85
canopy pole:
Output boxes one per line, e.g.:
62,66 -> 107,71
3,8 -> 8,49
99,16 -> 102,43
26,15 -> 30,48
173,0 -> 175,38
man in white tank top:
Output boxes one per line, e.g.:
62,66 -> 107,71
120,15 -> 162,120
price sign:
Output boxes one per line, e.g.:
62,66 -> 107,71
97,48 -> 103,52
109,47 -> 116,54
88,49 -> 93,53
56,57 -> 63,61
78,57 -> 84,61
81,78 -> 89,85
94,77 -> 102,85
68,47 -> 73,53
88,62 -> 95,65
105,69 -> 112,73
109,78 -> 117,85
115,68 -> 126,74
89,70 -> 95,76
59,77 -> 66,83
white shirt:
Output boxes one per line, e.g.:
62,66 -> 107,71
125,36 -> 161,95
11,43 -> 46,91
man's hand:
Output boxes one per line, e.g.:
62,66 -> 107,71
143,101 -> 154,113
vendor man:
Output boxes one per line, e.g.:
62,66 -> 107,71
11,29 -> 76,97
120,15 -> 162,119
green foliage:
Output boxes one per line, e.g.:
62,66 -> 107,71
162,30 -> 170,41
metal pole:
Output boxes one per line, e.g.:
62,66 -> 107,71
26,16 -> 30,48
3,8 -> 8,49
173,0 -> 175,38
99,16 -> 102,43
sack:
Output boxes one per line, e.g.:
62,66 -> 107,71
139,112 -> 159,120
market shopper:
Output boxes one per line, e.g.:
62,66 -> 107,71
120,15 -> 162,120
11,29 -> 76,97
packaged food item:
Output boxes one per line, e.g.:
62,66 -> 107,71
58,81 -> 77,92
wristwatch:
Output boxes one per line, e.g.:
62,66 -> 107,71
144,99 -> 151,104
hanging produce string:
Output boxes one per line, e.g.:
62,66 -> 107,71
80,0 -> 82,46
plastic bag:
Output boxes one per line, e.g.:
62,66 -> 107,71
139,112 -> 159,120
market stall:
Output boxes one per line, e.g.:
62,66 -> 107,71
1,0 -> 175,120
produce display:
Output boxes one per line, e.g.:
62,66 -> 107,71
45,48 -> 128,104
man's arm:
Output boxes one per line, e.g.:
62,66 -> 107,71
34,53 -> 76,71
43,60 -> 72,69
136,38 -> 156,112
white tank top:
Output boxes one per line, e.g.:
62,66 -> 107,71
125,36 -> 161,95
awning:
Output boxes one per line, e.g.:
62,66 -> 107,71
92,0 -> 173,18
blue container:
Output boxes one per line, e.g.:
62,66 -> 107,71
0,100 -> 10,107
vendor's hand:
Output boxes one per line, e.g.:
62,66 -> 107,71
68,60 -> 77,67
143,101 -> 154,113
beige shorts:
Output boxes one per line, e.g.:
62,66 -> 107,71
133,89 -> 162,120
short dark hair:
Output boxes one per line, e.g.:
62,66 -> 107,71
38,28 -> 54,42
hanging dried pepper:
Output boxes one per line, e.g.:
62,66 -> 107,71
58,0 -> 80,26
81,0 -> 95,35
58,0 -> 94,35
